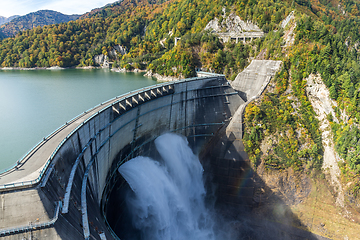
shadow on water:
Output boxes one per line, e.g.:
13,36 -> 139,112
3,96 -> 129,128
200,127 -> 330,240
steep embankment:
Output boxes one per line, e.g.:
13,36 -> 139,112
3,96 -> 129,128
231,60 -> 282,101
305,74 -> 345,207
242,5 -> 360,237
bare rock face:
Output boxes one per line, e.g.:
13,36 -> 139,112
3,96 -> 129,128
144,70 -> 182,82
94,45 -> 126,68
94,54 -> 105,65
280,11 -> 294,29
108,45 -> 127,59
113,45 -> 127,55
93,54 -> 109,68
204,11 -> 262,34
305,74 -> 345,207
226,12 -> 262,33
204,18 -> 222,33
253,168 -> 312,206
108,50 -> 117,58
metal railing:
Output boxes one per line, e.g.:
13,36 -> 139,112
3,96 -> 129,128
0,75 -> 224,192
0,201 -> 62,236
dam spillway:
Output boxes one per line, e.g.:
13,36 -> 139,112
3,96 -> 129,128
0,61 -> 282,239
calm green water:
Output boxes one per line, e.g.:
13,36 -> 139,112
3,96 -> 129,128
0,69 -> 156,171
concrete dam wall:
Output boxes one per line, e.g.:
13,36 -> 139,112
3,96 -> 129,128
0,74 -> 245,239
0,60 -> 286,240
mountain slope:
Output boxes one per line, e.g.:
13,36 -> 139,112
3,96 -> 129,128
0,10 -> 80,38
0,15 -> 19,25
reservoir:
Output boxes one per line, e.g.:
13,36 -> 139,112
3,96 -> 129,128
0,69 -> 156,171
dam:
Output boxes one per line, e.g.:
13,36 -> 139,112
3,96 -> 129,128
0,60 -> 286,239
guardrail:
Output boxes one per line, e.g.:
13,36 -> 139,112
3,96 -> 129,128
0,74 -> 225,192
0,201 -> 62,236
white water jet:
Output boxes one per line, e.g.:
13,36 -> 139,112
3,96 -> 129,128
118,133 -> 215,240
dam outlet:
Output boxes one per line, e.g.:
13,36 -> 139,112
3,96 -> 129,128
114,133 -> 215,240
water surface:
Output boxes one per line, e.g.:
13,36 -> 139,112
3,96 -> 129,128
0,69 -> 156,171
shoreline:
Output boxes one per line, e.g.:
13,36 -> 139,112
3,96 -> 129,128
143,70 -> 183,82
0,66 -> 185,82
0,66 -> 91,71
0,66 -> 145,72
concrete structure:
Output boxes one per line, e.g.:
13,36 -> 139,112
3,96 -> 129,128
0,61 -> 330,240
217,32 -> 265,44
204,11 -> 265,44
231,60 -> 282,102
174,37 -> 181,46
0,75 -> 242,239
202,60 -> 282,208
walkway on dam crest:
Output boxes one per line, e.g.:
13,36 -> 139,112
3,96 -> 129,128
0,84 -> 166,189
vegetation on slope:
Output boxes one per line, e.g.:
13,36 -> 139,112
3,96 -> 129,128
0,15 -> 19,26
242,0 -> 360,204
0,0 -> 292,76
0,10 -> 80,38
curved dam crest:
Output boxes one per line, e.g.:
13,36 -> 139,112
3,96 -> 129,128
0,61 -> 283,239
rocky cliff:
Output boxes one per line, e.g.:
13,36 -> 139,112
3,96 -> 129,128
94,45 -> 127,68
204,9 -> 262,34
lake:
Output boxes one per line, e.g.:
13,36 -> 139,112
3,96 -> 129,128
0,69 -> 157,171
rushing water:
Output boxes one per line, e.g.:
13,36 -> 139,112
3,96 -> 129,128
116,133 -> 285,240
0,69 -> 156,171
118,133 -> 216,240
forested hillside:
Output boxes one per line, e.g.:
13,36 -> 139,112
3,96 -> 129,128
241,0 -> 360,213
0,0 -> 291,72
1,0 -> 360,205
0,15 -> 19,26
0,10 -> 80,38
